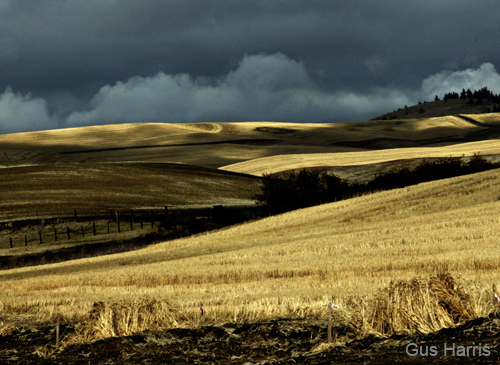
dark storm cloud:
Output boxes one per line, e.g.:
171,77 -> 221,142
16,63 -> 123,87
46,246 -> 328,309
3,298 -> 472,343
65,53 -> 415,127
0,0 -> 499,133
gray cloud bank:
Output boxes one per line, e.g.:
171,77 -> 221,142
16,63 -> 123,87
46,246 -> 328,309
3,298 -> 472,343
66,53 -> 414,127
2,54 -> 500,134
0,1 -> 499,133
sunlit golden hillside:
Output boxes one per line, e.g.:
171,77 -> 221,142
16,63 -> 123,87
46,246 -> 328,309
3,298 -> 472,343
221,139 -> 500,178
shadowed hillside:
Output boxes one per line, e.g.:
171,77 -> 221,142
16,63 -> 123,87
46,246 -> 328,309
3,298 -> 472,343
0,163 -> 260,222
373,88 -> 500,120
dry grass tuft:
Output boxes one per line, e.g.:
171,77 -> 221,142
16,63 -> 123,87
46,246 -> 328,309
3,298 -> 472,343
0,321 -> 17,336
76,298 -> 185,340
357,273 -> 485,337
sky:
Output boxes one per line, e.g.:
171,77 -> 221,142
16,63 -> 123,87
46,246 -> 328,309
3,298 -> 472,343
1,1 -> 500,134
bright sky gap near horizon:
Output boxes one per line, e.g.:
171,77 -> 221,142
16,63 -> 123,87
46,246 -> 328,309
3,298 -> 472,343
0,1 -> 499,134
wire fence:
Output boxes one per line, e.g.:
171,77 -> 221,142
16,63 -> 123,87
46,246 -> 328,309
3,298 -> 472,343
1,205 -> 263,249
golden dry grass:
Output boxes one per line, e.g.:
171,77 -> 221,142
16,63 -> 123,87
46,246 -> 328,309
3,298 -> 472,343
1,168 -> 499,341
358,273 -> 481,336
220,139 -> 500,176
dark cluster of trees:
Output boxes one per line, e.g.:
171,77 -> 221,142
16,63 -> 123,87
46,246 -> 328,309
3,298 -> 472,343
254,154 -> 495,214
437,86 -> 500,101
434,87 -> 500,111
366,154 -> 493,191
254,170 -> 350,214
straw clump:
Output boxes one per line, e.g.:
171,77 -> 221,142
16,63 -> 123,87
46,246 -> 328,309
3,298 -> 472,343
358,272 -> 482,336
77,298 -> 185,340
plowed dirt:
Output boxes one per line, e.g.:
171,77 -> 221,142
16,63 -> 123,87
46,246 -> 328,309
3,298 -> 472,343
2,317 -> 500,364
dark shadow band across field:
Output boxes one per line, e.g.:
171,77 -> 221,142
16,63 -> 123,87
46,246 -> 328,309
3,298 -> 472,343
58,138 -> 283,155
2,113 -> 499,170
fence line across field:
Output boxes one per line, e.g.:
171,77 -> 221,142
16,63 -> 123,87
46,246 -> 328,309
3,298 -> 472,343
2,205 -> 262,228
3,205 -> 264,249
6,217 -> 163,248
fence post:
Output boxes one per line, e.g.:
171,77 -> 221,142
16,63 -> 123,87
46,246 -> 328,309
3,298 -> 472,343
39,231 -> 42,244
67,227 -> 71,240
25,235 -> 27,246
56,310 -> 60,347
327,301 -> 340,343
151,209 -> 154,228
115,211 -> 120,233
9,237 -> 12,248
107,222 -> 110,234
81,226 -> 85,237
55,228 -> 58,242
93,223 -> 96,236
198,303 -> 204,329
328,301 -> 332,343
130,218 -> 133,231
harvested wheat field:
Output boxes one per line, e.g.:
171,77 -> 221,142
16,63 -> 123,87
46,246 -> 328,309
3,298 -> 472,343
0,122 -> 358,168
221,138 -> 500,177
1,168 -> 500,346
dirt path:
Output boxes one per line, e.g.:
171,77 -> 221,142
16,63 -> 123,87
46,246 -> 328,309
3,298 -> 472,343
1,317 -> 500,364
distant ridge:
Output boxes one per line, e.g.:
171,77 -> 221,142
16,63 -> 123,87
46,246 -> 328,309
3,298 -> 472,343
371,93 -> 500,120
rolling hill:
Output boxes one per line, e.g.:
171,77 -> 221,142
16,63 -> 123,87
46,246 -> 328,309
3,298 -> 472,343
1,113 -> 499,170
0,111 -> 498,234
373,96 -> 500,121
